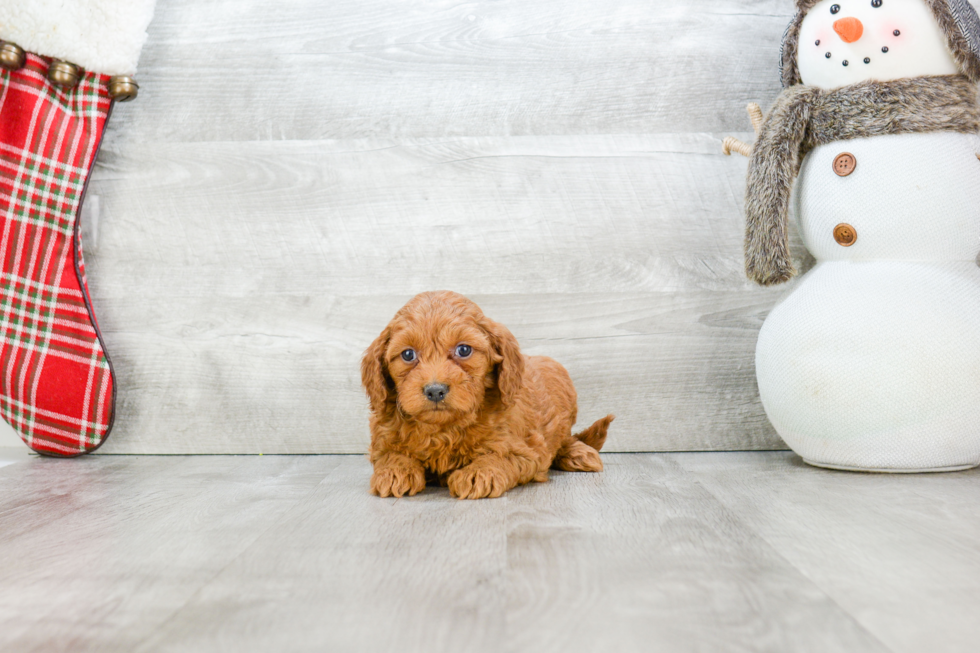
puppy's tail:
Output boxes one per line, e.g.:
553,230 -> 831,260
574,414 -> 614,452
553,415 -> 614,473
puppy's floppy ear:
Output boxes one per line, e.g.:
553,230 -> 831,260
481,317 -> 524,407
361,327 -> 393,415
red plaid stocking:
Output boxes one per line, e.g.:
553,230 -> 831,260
0,53 -> 115,456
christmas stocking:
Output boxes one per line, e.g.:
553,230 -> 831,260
0,0 -> 155,455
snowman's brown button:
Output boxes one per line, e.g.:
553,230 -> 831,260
833,223 -> 857,246
833,152 -> 856,176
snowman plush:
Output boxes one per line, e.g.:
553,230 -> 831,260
731,0 -> 980,471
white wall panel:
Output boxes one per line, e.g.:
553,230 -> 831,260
84,0 -> 827,452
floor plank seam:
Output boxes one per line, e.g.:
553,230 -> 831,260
663,453 -> 899,653
131,456 -> 347,651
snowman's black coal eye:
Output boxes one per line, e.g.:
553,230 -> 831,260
454,344 -> 472,359
401,349 -> 416,363
894,29 -> 901,36
871,0 -> 882,7
830,4 -> 840,13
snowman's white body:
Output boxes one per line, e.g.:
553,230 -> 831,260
751,0 -> 980,470
756,132 -> 980,470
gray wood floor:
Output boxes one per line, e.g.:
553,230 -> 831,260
0,452 -> 977,652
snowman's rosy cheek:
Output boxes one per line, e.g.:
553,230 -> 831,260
812,29 -> 833,49
878,24 -> 903,45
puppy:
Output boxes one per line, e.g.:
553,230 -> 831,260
361,291 -> 614,499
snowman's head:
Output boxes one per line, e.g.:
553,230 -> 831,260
798,0 -> 956,87
780,0 -> 980,87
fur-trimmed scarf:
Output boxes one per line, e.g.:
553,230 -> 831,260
745,74 -> 980,286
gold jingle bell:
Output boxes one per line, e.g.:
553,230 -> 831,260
107,76 -> 139,102
0,42 -> 27,71
48,60 -> 81,88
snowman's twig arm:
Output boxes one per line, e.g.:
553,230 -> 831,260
747,103 -> 763,134
721,104 -> 764,157
722,137 -> 752,157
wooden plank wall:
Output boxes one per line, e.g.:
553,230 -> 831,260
84,0 -> 815,453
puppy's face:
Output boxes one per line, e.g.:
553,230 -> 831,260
362,291 -> 523,426
385,310 -> 494,425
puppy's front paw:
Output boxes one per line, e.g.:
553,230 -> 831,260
371,458 -> 426,498
448,461 -> 514,500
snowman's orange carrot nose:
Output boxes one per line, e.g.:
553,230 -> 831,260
833,17 -> 864,43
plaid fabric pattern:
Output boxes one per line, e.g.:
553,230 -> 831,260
0,54 -> 115,456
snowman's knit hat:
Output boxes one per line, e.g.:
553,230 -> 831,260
780,0 -> 980,86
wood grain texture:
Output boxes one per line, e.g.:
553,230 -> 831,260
82,0 -> 841,454
88,135 -> 774,297
4,453 -> 960,652
94,290 -> 785,454
0,455 -> 339,651
88,134 -> 806,453
674,452 -> 980,653
134,456 -> 510,653
505,454 -> 890,653
108,0 -> 792,143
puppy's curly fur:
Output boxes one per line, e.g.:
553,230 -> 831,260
361,291 -> 614,500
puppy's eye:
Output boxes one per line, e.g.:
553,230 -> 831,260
401,349 -> 417,363
830,4 -> 840,13
454,344 -> 473,359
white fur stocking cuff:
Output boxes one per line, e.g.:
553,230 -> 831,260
0,0 -> 156,76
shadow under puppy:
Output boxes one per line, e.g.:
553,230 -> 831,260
361,291 -> 614,499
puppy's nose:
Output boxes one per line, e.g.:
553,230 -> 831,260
423,383 -> 449,403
